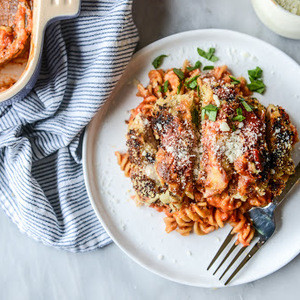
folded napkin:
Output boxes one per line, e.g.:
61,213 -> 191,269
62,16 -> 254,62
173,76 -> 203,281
0,0 -> 138,252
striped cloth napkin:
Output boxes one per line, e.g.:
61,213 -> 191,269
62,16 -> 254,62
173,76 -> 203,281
0,0 -> 138,252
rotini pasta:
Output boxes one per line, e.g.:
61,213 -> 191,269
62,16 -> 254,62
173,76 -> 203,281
116,59 -> 298,247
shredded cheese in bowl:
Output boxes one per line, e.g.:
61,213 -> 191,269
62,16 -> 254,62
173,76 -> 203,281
276,0 -> 300,15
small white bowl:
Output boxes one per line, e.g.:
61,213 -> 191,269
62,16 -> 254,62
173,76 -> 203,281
251,0 -> 300,39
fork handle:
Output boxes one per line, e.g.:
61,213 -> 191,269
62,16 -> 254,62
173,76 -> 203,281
272,162 -> 300,208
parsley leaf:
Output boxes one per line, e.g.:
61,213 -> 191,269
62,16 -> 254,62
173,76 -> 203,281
158,86 -> 162,93
247,80 -> 265,94
163,80 -> 169,93
177,82 -> 182,94
248,67 -> 263,81
203,65 -> 214,71
236,108 -> 243,115
204,104 -> 218,111
189,80 -> 198,89
152,55 -> 168,69
247,66 -> 266,94
201,104 -> 219,121
229,75 -> 240,85
185,75 -> 200,89
232,115 -> 246,122
239,97 -> 253,112
197,47 -> 219,62
232,107 -> 246,122
187,61 -> 202,71
207,110 -> 218,121
173,68 -> 185,80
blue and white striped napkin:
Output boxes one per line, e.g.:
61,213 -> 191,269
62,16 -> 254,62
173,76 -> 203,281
0,0 -> 138,252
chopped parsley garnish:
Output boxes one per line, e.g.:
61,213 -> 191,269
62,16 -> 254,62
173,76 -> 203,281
247,80 -> 265,94
158,86 -> 162,93
186,75 -> 200,84
173,68 -> 185,80
203,65 -> 214,71
248,67 -> 263,81
247,66 -> 266,94
239,97 -> 253,112
232,115 -> 246,122
229,75 -> 240,85
202,104 -> 219,121
187,61 -> 202,71
189,80 -> 198,89
236,107 -> 243,115
197,47 -> 219,62
152,55 -> 168,69
191,108 -> 199,127
232,107 -> 245,121
185,75 -> 200,89
177,82 -> 182,94
163,80 -> 169,93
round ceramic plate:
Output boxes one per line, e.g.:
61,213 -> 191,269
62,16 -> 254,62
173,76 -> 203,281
82,29 -> 300,287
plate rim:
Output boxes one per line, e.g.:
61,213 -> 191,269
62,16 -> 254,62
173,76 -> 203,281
82,28 -> 300,288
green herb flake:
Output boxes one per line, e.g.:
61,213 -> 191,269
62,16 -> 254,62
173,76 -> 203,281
158,86 -> 162,93
248,67 -> 263,81
203,65 -> 214,71
201,104 -> 219,122
177,82 -> 182,94
236,107 -> 243,115
247,80 -> 266,94
204,104 -> 218,111
197,47 -> 219,62
185,75 -> 200,90
197,85 -> 200,97
163,80 -> 169,93
239,97 -> 253,112
232,115 -> 246,122
188,80 -> 198,89
247,67 -> 266,94
207,110 -> 218,121
229,75 -> 241,85
191,108 -> 199,127
152,55 -> 168,69
187,61 -> 202,72
173,68 -> 185,80
185,75 -> 198,84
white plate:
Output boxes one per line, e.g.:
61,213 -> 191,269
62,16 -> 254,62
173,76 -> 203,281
82,29 -> 300,287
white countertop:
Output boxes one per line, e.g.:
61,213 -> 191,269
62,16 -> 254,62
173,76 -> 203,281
1,0 -> 300,299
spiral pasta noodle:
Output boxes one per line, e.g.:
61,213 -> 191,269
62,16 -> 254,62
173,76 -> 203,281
116,59 -> 298,247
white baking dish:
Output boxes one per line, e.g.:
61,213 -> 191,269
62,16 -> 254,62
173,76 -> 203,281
0,0 -> 81,106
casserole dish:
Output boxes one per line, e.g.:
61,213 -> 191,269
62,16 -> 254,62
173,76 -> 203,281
0,0 -> 81,106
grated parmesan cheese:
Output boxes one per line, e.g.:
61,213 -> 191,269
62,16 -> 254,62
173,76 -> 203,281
220,122 -> 230,132
213,94 -> 221,107
224,130 -> 244,163
276,0 -> 300,15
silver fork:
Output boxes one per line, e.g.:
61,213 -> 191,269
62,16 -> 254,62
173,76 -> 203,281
207,162 -> 300,285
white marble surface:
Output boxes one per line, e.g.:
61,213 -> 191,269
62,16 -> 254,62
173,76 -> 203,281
1,0 -> 299,299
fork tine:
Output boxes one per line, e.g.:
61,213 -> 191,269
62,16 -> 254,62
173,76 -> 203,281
207,230 -> 233,270
213,242 -> 237,275
224,242 -> 261,285
219,246 -> 247,280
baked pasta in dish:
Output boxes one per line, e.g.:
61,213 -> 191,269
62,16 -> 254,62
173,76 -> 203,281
116,62 -> 298,246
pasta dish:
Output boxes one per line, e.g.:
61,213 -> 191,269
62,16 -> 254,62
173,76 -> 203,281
116,58 -> 298,246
